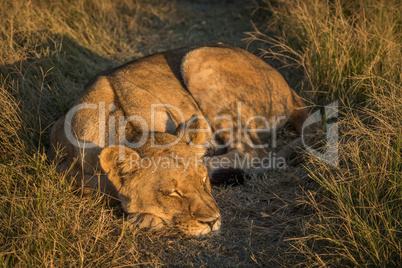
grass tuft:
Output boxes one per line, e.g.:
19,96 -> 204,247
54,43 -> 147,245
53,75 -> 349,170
249,0 -> 402,266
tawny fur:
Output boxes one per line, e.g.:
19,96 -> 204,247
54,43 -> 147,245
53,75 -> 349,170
49,43 -> 308,236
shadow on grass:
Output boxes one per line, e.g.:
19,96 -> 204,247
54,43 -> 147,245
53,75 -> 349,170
0,35 -> 115,151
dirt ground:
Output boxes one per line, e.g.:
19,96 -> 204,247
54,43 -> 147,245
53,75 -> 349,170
119,1 -> 316,266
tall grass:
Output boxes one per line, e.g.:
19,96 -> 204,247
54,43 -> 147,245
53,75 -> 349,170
249,0 -> 401,266
0,0 -> 180,266
1,0 -> 400,266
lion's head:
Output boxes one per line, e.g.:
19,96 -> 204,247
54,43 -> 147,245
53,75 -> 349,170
99,133 -> 221,236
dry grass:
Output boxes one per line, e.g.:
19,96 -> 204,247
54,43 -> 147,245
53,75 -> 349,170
1,0 -> 400,267
248,0 -> 402,266
1,0 -> 307,266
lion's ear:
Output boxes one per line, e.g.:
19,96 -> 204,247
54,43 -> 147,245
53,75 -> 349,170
175,114 -> 212,147
99,146 -> 139,190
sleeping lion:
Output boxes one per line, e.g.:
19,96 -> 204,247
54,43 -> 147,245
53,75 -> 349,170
49,43 -> 308,236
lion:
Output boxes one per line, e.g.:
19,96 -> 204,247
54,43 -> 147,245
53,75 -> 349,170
49,43 -> 308,236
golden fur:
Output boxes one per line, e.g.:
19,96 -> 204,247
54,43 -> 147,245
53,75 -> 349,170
49,43 -> 308,236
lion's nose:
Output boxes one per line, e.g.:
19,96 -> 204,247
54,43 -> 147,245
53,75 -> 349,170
198,216 -> 220,229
